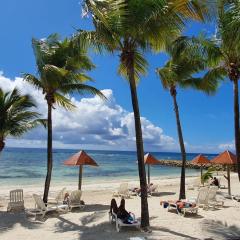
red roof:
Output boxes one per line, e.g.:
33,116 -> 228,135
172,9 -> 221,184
211,150 -> 237,165
144,153 -> 161,165
64,150 -> 98,166
191,154 -> 210,165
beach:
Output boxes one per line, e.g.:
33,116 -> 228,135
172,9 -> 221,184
0,173 -> 240,240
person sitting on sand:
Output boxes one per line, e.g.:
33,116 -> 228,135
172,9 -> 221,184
210,177 -> 220,188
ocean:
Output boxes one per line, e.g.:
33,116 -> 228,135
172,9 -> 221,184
0,148 -> 218,188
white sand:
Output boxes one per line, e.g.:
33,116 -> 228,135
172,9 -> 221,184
0,174 -> 240,240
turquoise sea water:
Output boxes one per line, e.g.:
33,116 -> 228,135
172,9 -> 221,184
0,148 -> 218,187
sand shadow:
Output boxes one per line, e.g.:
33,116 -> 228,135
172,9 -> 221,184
202,219 -> 240,239
0,211 -> 41,233
165,209 -> 203,219
81,204 -> 110,212
55,213 -> 204,240
55,216 -> 147,240
151,191 -> 176,197
151,226 -> 199,240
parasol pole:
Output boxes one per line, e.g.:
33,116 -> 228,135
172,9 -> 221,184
200,165 -> 203,185
227,165 -> 231,196
148,164 -> 150,185
78,165 -> 83,190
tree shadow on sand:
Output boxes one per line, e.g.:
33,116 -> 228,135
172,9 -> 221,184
54,209 -> 205,240
81,204 -> 110,213
151,191 -> 176,197
55,215 -> 149,240
202,219 -> 240,240
0,211 -> 42,233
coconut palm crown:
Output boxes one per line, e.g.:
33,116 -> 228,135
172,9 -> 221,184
0,88 -> 44,152
76,0 -> 213,229
156,37 -> 219,199
170,1 -> 240,180
23,34 -> 105,203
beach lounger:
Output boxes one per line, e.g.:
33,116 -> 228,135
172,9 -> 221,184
48,187 -> 67,205
109,212 -> 140,232
233,195 -> 240,202
113,183 -> 130,198
161,200 -> 198,217
68,190 -> 85,211
189,186 -> 209,209
218,178 -> 226,189
206,186 -> 224,209
7,189 -> 24,212
148,184 -> 159,196
30,194 -> 68,219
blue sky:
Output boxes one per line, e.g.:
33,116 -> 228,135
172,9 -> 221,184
0,0 -> 235,153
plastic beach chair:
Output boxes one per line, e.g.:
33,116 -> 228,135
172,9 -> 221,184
113,183 -> 130,198
109,212 -> 140,232
30,194 -> 68,219
7,189 -> 24,212
48,187 -> 67,205
68,190 -> 85,211
206,186 -> 224,209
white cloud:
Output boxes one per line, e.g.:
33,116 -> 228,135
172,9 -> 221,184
218,140 -> 235,151
0,72 -> 178,151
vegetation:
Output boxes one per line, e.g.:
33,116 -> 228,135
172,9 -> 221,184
75,0 -> 212,229
0,88 -> 44,152
172,1 -> 240,181
3,0 -> 240,229
201,166 -> 215,184
23,34 -> 105,203
156,38 -> 216,199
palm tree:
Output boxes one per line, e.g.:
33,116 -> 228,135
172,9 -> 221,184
156,40 -> 217,199
23,34 -> 105,203
77,0 -> 211,229
0,88 -> 43,152
174,1 -> 240,180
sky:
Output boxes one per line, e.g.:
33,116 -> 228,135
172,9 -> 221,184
0,0 -> 235,153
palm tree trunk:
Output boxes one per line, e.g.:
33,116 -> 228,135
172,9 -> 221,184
171,87 -> 186,200
43,102 -> 53,203
233,79 -> 240,181
0,137 -> 5,152
127,61 -> 149,230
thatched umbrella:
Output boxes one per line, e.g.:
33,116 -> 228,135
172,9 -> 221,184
191,154 -> 210,181
64,150 -> 98,190
211,150 -> 237,196
144,153 -> 161,184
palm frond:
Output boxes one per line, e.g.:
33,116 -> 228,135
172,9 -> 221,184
53,93 -> 76,110
0,88 -> 42,140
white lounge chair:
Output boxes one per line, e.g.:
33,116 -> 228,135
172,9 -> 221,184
48,187 -> 67,205
148,184 -> 159,196
190,186 -> 209,210
218,178 -> 226,189
113,183 -> 130,198
7,189 -> 24,212
206,186 -> 224,209
109,212 -> 140,232
68,190 -> 85,211
31,194 -> 68,219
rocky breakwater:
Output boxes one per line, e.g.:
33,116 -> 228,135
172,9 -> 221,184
157,159 -> 236,171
